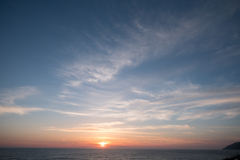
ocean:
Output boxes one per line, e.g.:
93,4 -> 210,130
0,148 -> 240,160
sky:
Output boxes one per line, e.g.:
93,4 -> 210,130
0,0 -> 240,149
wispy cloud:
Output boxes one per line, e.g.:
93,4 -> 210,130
142,125 -> 193,130
60,4 -> 215,86
46,123 -> 193,133
0,87 -> 43,115
47,109 -> 93,116
0,106 -> 43,115
50,1 -> 240,126
178,107 -> 240,120
0,86 -> 38,106
55,79 -> 240,121
1,0 -> 239,128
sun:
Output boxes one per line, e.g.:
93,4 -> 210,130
99,142 -> 107,147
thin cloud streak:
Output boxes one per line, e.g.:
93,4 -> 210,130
45,124 -> 193,134
0,106 -> 43,115
1,84 -> 237,121
55,2 -> 240,124
0,86 -> 38,106
178,108 -> 240,120
55,83 -> 240,121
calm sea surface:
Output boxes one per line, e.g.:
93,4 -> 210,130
0,148 -> 240,160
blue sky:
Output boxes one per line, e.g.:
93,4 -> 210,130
0,0 -> 240,149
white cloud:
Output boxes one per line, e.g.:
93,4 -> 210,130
0,106 -> 43,115
46,121 -> 126,133
0,86 -> 38,106
55,81 -> 240,121
178,108 -> 240,120
47,109 -> 93,116
60,6 -> 219,87
142,125 -> 193,130
45,124 -> 193,133
0,87 -> 43,115
52,2 -> 240,123
85,121 -> 124,127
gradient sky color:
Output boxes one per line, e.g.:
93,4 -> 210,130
1,0 -> 240,149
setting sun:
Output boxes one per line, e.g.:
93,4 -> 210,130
99,142 -> 107,147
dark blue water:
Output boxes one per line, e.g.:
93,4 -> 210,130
0,148 -> 240,160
